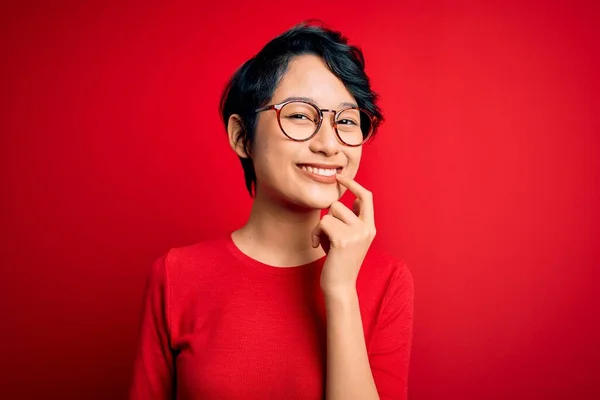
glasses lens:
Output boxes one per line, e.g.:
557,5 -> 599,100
279,102 -> 320,140
336,108 -> 373,146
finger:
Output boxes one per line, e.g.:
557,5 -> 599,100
311,214 -> 327,248
329,201 -> 360,225
311,214 -> 345,248
352,198 -> 361,216
335,174 -> 374,223
311,215 -> 325,248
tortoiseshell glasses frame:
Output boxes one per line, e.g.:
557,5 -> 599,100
255,99 -> 376,147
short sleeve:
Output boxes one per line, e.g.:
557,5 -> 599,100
369,262 -> 415,400
129,254 -> 175,399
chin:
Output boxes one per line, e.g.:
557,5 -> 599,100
295,186 -> 341,210
299,198 -> 335,210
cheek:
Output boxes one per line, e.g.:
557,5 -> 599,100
251,132 -> 290,180
346,150 -> 362,176
251,141 -> 271,178
251,123 -> 274,168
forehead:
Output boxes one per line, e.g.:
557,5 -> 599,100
271,54 -> 357,108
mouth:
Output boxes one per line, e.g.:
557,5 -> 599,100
296,164 -> 343,177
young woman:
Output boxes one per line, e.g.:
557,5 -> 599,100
130,22 -> 414,400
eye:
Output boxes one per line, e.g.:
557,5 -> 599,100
338,118 -> 359,126
286,113 -> 315,122
289,114 -> 308,119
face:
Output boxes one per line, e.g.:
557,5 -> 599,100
251,54 -> 363,210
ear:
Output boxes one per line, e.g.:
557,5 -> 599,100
227,114 -> 249,159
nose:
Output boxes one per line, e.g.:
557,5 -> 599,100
309,111 -> 340,156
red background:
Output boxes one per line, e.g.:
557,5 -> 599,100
1,1 -> 599,399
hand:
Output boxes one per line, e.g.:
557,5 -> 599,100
311,174 -> 376,297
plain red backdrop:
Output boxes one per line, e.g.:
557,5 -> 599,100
1,1 -> 599,399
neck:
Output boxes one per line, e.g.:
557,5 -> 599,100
232,188 -> 326,267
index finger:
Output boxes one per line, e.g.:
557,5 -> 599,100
335,174 -> 374,223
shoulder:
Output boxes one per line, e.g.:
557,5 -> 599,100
164,238 -> 227,264
150,236 -> 231,284
357,246 -> 414,309
361,246 -> 414,289
145,236 -> 235,314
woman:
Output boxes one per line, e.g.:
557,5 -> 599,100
130,22 -> 414,400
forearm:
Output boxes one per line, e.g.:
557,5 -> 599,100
324,290 -> 379,400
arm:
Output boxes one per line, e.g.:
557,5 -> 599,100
313,175 -> 414,399
129,255 -> 175,399
324,262 -> 414,400
325,289 -> 380,400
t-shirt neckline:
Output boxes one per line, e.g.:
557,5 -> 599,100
224,231 -> 326,275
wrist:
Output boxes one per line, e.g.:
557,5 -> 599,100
322,286 -> 358,303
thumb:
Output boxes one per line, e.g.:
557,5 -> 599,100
312,212 -> 331,248
311,223 -> 322,248
311,214 -> 332,252
312,209 -> 334,248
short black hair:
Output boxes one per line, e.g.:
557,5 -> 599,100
219,20 -> 384,197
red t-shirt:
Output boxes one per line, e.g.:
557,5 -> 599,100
129,234 -> 414,399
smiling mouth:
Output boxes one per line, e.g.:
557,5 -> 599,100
297,164 -> 343,177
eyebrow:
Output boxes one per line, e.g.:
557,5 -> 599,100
281,96 -> 358,109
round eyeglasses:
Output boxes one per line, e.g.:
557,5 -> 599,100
255,100 -> 376,147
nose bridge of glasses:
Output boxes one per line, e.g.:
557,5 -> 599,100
315,109 -> 339,131
318,108 -> 339,125
312,110 -> 343,149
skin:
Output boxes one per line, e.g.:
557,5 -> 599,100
227,54 -> 379,399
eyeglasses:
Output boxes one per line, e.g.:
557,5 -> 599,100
255,99 -> 376,147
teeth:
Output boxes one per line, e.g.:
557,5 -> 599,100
301,165 -> 338,176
